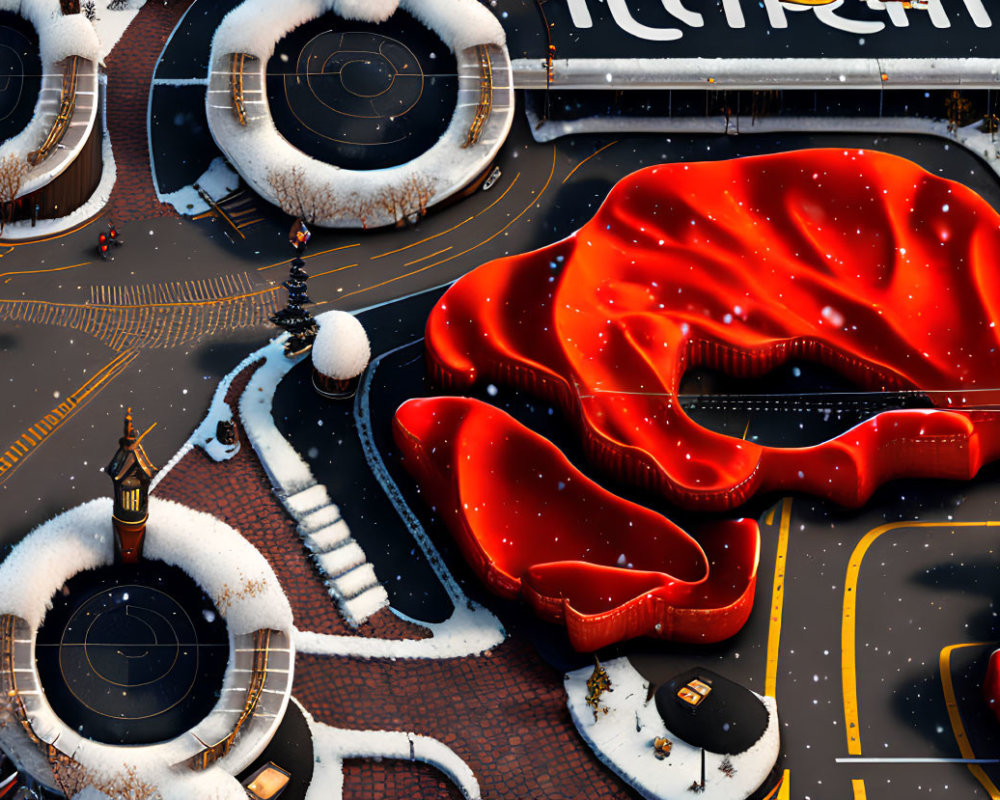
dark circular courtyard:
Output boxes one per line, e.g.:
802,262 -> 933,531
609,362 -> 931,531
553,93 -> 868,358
35,560 -> 229,745
267,10 -> 457,170
0,12 -> 40,143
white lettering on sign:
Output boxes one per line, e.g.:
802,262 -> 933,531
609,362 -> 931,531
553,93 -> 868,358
565,0 -> 992,40
784,0 -> 886,34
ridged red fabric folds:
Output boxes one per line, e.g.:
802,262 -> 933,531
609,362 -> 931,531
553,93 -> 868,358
424,149 -> 1000,509
393,397 -> 759,651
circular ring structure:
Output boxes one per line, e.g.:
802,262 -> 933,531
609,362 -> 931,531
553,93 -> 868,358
0,17 -> 40,136
35,562 -> 230,745
207,0 -> 514,228
266,15 -> 457,170
0,498 -> 294,796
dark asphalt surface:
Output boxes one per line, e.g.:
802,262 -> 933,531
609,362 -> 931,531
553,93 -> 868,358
35,560 -> 229,745
0,13 -> 38,143
266,12 -> 457,170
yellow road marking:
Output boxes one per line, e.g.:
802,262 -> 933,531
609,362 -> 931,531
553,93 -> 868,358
764,503 -> 777,527
940,641 -> 1000,798
852,778 -> 867,799
765,497 -> 793,699
369,218 -> 474,261
562,140 -> 618,184
1,261 -> 90,282
257,243 -> 360,272
403,247 -> 452,267
335,150 -> 556,304
0,216 -> 100,247
842,520 -> 1000,755
0,349 -> 139,485
368,170 -> 522,261
311,264 -> 359,280
776,770 -> 790,800
5,286 -> 277,312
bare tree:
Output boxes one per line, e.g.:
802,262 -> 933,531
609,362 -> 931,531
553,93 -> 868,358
350,192 -> 374,230
372,173 -> 435,227
267,165 -> 335,225
403,173 -> 434,219
0,153 -> 28,235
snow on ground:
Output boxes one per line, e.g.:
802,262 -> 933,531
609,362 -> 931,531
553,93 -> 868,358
154,325 -> 505,656
88,0 -> 147,62
159,156 -> 241,216
564,658 -> 780,800
239,338 -> 316,496
0,496 -> 291,635
299,699 -> 482,800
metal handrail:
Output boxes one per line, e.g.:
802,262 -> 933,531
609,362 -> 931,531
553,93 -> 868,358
28,57 -> 79,166
191,628 -> 273,770
464,46 -> 493,148
231,53 -> 248,126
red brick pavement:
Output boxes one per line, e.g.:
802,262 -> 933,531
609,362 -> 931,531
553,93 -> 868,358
153,362 -> 429,641
154,363 -> 633,799
104,0 -> 195,222
343,759 -> 464,800
294,647 -> 636,800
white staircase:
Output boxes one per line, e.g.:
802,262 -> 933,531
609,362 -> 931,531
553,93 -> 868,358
283,482 -> 388,627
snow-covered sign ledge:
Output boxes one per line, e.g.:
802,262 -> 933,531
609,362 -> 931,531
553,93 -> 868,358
565,659 -> 780,800
205,0 -> 515,228
0,498 -> 295,800
0,0 -> 101,198
512,57 -> 1000,91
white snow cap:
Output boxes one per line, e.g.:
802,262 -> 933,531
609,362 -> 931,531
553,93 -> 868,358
334,0 -> 399,22
312,310 -> 371,380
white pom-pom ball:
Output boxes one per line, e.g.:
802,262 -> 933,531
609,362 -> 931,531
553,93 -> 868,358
311,311 -> 371,380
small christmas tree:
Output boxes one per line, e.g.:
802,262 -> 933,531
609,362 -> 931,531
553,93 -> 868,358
270,220 -> 319,356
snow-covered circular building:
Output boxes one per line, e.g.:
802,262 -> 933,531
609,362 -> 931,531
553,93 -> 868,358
0,497 -> 295,800
206,0 -> 514,229
311,309 -> 371,399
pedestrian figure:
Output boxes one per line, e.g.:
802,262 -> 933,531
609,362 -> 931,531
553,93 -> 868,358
108,221 -> 123,246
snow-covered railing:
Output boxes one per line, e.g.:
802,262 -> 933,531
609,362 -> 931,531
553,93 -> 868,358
206,0 -> 515,228
527,108 -> 1000,182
